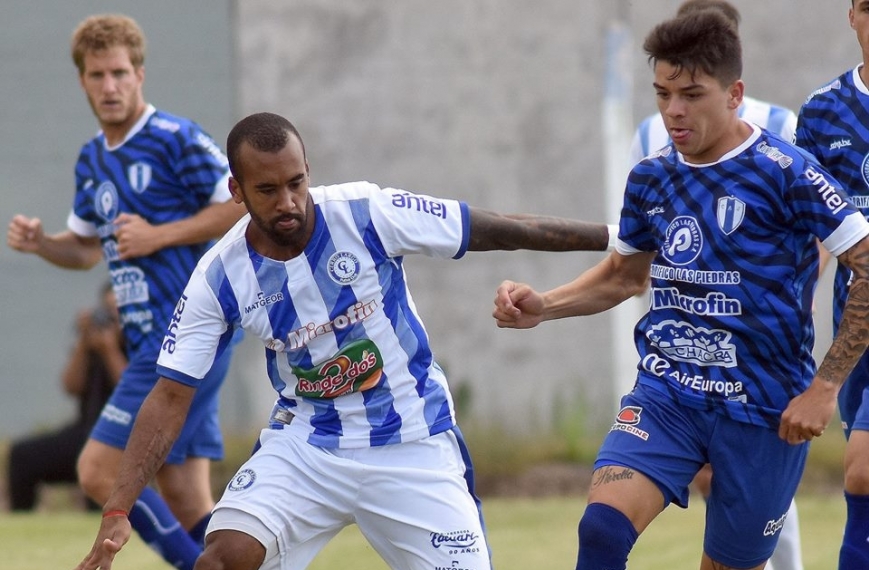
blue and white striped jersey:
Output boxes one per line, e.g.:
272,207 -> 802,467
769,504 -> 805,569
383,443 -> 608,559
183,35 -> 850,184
620,123 -> 869,428
795,66 -> 869,332
67,105 -> 231,359
157,181 -> 471,449
629,96 -> 798,166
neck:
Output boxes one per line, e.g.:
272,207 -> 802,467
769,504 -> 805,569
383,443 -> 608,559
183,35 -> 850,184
102,103 -> 147,147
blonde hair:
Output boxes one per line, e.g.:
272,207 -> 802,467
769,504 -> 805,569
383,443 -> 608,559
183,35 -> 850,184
71,14 -> 146,75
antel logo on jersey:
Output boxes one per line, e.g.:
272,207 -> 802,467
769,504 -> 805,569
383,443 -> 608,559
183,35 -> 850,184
327,251 -> 361,285
95,181 -> 120,222
662,216 -> 702,266
227,468 -> 256,491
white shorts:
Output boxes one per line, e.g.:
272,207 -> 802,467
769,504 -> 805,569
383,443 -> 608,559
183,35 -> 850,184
208,427 -> 491,570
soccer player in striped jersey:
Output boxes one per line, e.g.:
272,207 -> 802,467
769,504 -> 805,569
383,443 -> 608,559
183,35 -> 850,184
795,1 -> 869,567
631,3 -> 804,570
628,0 -> 797,167
7,14 -> 246,570
496,10 -> 869,570
73,111 -> 611,570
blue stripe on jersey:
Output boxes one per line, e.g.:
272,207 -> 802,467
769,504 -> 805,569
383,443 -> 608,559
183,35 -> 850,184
622,130 -> 858,427
796,68 -> 869,331
73,108 -> 228,354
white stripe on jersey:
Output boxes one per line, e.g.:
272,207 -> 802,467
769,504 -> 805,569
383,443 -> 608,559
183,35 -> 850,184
158,181 -> 470,448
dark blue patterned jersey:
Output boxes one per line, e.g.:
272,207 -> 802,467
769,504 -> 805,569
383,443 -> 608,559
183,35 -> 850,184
619,123 -> 869,428
795,66 -> 869,332
66,105 -> 231,357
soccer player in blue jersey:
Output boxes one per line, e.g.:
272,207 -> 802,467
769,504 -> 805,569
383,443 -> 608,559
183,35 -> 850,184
628,0 -> 797,166
495,10 -> 869,570
73,111 -> 612,570
630,3 -> 805,570
795,1 -> 869,567
7,14 -> 245,570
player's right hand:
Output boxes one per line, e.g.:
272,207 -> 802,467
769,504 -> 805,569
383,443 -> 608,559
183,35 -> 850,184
493,280 -> 545,329
74,515 -> 131,570
7,214 -> 44,254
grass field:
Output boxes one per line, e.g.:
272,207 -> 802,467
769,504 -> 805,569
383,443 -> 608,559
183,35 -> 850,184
3,493 -> 844,570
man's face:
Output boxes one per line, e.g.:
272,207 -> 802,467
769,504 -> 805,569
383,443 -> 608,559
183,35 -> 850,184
79,46 -> 145,136
653,60 -> 742,164
851,0 -> 869,55
229,135 -> 313,258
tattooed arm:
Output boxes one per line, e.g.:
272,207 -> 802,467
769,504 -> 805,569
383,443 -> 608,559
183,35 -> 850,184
780,234 -> 869,444
467,207 -> 612,252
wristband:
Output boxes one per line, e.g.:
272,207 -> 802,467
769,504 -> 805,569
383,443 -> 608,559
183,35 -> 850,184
606,224 -> 619,252
102,509 -> 128,519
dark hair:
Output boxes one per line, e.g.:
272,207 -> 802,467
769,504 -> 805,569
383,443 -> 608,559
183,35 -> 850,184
226,112 -> 306,181
643,9 -> 742,86
676,0 -> 741,29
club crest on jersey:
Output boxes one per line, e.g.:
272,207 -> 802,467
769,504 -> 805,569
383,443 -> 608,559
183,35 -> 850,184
716,196 -> 745,235
227,468 -> 256,491
860,153 -> 869,192
328,251 -> 361,284
95,181 -> 119,222
662,216 -> 702,266
127,162 -> 152,194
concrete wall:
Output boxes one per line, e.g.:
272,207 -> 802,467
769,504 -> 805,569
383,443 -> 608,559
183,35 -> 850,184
0,0 -> 853,439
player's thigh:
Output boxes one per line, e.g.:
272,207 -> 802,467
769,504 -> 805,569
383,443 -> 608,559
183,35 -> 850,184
156,456 -> 214,524
209,429 -> 357,567
196,528 -> 267,570
354,430 -> 491,570
593,384 -> 707,515
76,438 -> 124,497
705,419 -> 807,568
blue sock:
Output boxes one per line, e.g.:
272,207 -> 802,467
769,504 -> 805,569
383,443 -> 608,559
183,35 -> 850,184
576,502 -> 638,570
128,487 -> 202,570
839,491 -> 869,570
188,512 -> 212,548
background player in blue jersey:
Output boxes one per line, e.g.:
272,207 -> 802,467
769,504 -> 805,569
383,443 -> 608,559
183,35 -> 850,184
795,1 -> 869,567
628,0 -> 797,166
6,14 -> 246,570
630,3 -> 805,570
495,10 -> 869,570
73,111 -> 613,570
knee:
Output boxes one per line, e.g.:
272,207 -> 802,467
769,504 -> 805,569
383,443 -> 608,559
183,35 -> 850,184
844,466 -> 869,495
76,447 -> 116,502
577,503 -> 638,570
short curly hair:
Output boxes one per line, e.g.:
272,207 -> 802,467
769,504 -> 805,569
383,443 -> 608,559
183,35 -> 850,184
71,14 -> 145,75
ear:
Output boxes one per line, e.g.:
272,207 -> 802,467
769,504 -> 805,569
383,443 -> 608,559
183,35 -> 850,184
728,80 -> 745,111
228,177 -> 244,204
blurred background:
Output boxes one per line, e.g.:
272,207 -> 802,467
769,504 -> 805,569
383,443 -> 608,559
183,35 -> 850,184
0,0 -> 851,492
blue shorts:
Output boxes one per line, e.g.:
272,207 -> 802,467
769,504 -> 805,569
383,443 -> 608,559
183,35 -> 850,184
89,345 -> 233,464
595,383 -> 808,568
839,349 -> 869,438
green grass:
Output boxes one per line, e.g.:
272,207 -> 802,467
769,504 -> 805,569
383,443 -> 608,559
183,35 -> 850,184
2,493 -> 845,570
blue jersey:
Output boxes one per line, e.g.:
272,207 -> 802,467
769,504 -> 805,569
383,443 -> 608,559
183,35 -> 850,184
795,66 -> 869,331
67,105 -> 231,359
157,181 -> 471,449
620,123 -> 869,428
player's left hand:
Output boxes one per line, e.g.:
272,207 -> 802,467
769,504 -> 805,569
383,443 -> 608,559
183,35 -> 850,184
778,377 -> 838,444
114,213 -> 165,259
73,514 -> 131,570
